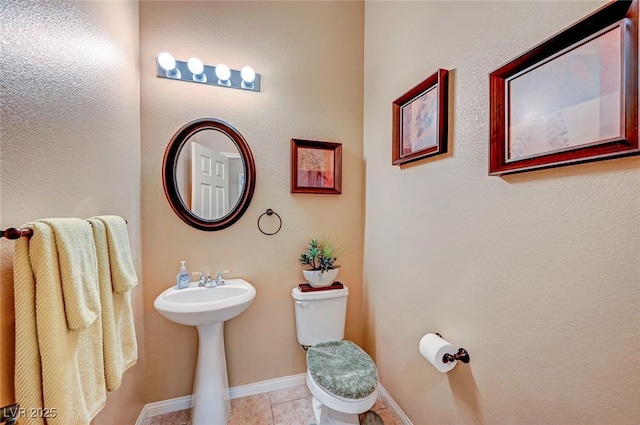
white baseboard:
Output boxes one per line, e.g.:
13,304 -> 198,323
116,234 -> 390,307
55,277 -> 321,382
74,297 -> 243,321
136,373 -> 411,425
135,373 -> 306,425
376,383 -> 413,425
136,395 -> 193,423
229,373 -> 306,399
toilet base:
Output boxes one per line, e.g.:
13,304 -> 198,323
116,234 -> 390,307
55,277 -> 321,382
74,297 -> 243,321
312,396 -> 360,425
306,370 -> 377,425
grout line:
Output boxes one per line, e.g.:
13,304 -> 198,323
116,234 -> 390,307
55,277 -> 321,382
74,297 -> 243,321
268,391 -> 276,425
270,395 -> 311,407
269,401 -> 276,425
268,391 -> 274,406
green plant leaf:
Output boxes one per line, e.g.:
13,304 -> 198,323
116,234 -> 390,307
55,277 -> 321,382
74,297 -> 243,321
299,237 -> 345,271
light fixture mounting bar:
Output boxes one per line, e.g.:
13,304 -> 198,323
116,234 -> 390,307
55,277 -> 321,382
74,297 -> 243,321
156,60 -> 261,92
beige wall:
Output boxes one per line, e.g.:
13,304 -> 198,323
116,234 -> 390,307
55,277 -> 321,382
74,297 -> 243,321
364,1 -> 640,424
140,1 -> 364,402
0,1 -> 144,423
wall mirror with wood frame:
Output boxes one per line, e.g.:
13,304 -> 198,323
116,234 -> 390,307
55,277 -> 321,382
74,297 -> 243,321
162,118 -> 256,231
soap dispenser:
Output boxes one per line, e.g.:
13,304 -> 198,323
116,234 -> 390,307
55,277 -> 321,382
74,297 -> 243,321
176,261 -> 190,289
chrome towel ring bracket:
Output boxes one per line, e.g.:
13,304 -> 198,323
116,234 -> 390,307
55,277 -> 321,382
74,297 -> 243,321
257,209 -> 282,236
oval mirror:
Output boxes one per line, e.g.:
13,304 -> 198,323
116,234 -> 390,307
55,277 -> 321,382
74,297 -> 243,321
163,118 -> 256,231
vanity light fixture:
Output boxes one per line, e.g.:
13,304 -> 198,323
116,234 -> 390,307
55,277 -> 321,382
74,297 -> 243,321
156,52 -> 261,92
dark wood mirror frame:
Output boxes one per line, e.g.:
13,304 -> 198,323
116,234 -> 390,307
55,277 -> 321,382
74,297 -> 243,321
162,118 -> 256,231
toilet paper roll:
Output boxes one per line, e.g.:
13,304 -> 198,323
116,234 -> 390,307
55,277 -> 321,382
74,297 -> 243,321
419,333 -> 457,373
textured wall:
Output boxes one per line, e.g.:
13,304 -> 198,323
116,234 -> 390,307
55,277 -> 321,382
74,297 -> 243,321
364,1 -> 640,424
0,1 -> 144,423
140,1 -> 364,402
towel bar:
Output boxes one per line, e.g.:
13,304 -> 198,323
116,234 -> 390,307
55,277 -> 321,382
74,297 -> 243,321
0,228 -> 33,239
1,219 -> 128,240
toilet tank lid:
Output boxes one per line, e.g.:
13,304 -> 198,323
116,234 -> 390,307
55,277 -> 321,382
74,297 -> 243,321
292,286 -> 349,301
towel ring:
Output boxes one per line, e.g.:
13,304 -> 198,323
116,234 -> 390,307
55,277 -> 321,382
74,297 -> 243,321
257,209 -> 282,236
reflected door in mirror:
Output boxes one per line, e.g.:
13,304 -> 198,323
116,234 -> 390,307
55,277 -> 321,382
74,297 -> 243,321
175,129 -> 244,220
192,141 -> 229,219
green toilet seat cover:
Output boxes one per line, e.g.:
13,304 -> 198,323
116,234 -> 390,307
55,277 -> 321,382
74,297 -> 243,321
307,340 -> 378,400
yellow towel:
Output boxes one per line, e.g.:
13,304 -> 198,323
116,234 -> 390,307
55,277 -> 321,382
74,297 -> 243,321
39,218 -> 100,330
14,227 -> 44,425
14,222 -> 106,425
92,215 -> 138,293
87,218 -> 138,391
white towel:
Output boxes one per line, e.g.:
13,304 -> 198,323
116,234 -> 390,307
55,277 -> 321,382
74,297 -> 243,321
87,217 -> 138,391
14,222 -> 106,425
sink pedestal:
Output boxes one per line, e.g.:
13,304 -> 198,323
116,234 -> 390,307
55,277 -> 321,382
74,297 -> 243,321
191,322 -> 230,425
153,280 -> 256,425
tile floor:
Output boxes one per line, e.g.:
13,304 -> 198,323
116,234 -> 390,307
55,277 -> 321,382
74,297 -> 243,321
147,384 -> 401,425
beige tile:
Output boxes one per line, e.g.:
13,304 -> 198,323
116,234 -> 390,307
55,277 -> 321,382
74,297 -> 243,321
370,397 -> 387,412
147,409 -> 190,425
228,393 -> 274,425
144,391 -> 398,425
272,396 -> 315,425
269,384 -> 312,405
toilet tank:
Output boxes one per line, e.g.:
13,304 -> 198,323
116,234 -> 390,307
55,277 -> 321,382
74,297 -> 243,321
291,286 -> 349,347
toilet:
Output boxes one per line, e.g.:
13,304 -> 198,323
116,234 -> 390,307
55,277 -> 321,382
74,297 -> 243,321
292,285 -> 378,425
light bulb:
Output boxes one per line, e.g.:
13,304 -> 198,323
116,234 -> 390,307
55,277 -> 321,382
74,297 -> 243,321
187,57 -> 207,82
158,52 -> 176,71
215,64 -> 231,82
240,66 -> 255,83
157,52 -> 181,79
187,57 -> 204,75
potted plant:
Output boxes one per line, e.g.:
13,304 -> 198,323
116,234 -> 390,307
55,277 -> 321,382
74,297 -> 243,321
299,238 -> 345,288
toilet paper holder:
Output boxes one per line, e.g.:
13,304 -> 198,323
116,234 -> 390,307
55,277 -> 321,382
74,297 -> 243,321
435,333 -> 470,364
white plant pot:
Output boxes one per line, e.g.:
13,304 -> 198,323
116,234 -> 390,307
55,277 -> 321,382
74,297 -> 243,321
302,268 -> 340,288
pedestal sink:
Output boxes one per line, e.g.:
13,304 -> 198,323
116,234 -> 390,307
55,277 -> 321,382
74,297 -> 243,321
154,279 -> 256,425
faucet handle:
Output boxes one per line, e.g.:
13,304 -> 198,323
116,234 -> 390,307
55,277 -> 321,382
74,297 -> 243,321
191,271 -> 208,286
215,269 -> 230,285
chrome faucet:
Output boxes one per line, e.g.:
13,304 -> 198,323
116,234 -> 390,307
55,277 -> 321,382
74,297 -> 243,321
192,272 -> 213,287
192,270 -> 229,287
215,270 -> 230,286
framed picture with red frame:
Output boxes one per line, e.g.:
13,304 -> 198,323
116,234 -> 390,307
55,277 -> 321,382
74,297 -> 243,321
291,139 -> 342,194
489,0 -> 639,175
392,68 -> 449,166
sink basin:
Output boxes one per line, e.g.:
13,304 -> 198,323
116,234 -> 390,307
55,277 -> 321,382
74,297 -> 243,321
153,278 -> 256,425
154,278 -> 256,326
